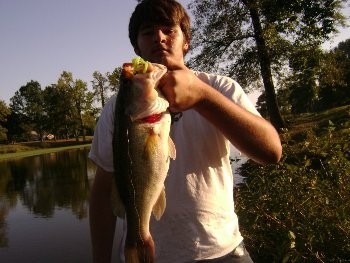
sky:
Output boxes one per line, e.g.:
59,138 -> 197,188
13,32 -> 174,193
0,0 -> 349,105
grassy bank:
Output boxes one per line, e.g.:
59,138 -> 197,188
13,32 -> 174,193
0,139 -> 92,161
235,105 -> 350,262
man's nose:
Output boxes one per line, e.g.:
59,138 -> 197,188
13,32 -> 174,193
153,28 -> 166,43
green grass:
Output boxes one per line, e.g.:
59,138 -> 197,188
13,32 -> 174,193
0,139 -> 92,161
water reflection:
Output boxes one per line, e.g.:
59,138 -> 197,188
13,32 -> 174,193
0,147 -> 96,261
0,147 -> 245,262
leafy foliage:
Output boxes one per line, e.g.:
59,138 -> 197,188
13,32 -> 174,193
274,38 -> 350,115
0,100 -> 11,142
91,68 -> 121,108
318,39 -> 350,110
187,0 -> 347,128
286,45 -> 323,113
5,72 -> 99,142
235,105 -> 350,262
3,64 -> 122,143
9,81 -> 45,141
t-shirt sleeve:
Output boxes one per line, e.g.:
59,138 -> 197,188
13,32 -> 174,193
195,71 -> 261,116
217,76 -> 261,116
88,96 -> 116,172
194,71 -> 262,157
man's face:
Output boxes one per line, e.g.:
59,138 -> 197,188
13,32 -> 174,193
135,24 -> 188,69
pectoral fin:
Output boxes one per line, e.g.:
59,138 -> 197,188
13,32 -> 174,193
152,187 -> 166,220
143,129 -> 160,159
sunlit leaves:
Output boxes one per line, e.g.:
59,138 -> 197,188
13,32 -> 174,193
188,0 -> 347,127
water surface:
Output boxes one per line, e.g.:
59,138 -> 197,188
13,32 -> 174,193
0,147 -> 98,262
0,146 -> 245,262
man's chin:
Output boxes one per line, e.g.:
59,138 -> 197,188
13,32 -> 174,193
151,55 -> 168,65
145,55 -> 182,69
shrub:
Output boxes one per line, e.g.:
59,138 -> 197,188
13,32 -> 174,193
235,108 -> 350,262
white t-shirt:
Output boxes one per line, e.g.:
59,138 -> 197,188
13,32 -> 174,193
89,71 -> 260,262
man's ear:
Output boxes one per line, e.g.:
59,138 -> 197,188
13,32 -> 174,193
183,42 -> 189,53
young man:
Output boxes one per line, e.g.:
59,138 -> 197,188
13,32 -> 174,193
89,0 -> 282,262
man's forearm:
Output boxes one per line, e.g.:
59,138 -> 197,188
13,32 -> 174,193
89,167 -> 117,263
195,85 -> 282,165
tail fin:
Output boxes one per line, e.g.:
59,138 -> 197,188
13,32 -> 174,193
124,237 -> 155,263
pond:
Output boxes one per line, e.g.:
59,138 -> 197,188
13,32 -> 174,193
0,146 -> 245,262
0,147 -> 121,262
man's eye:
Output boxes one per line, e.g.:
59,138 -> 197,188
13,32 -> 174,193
140,26 -> 177,36
162,27 -> 176,35
141,28 -> 154,35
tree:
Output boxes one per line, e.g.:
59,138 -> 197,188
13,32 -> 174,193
91,68 -> 122,109
70,79 -> 94,141
49,71 -> 95,140
317,38 -> 350,109
287,45 -> 323,113
107,67 -> 122,93
43,84 -> 70,139
187,0 -> 346,128
5,111 -> 24,142
0,100 -> 11,142
9,80 -> 45,140
91,71 -> 109,108
266,38 -> 350,114
55,71 -> 77,139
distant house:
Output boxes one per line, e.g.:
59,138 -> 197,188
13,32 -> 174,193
46,134 -> 55,140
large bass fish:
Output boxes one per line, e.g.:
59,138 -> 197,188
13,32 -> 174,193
112,57 -> 176,263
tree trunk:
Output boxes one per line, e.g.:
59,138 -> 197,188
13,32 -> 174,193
79,114 -> 86,142
100,86 -> 105,108
244,0 -> 286,129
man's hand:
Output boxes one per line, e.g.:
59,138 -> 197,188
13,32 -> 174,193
158,67 -> 203,112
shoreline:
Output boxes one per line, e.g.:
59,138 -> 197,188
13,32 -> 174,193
0,143 -> 91,161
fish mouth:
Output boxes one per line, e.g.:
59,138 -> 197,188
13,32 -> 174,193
139,113 -> 164,124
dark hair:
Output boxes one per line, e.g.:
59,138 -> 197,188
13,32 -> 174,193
129,0 -> 191,51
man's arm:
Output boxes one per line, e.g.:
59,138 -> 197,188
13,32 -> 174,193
194,85 -> 282,164
89,166 -> 117,263
159,68 -> 282,165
